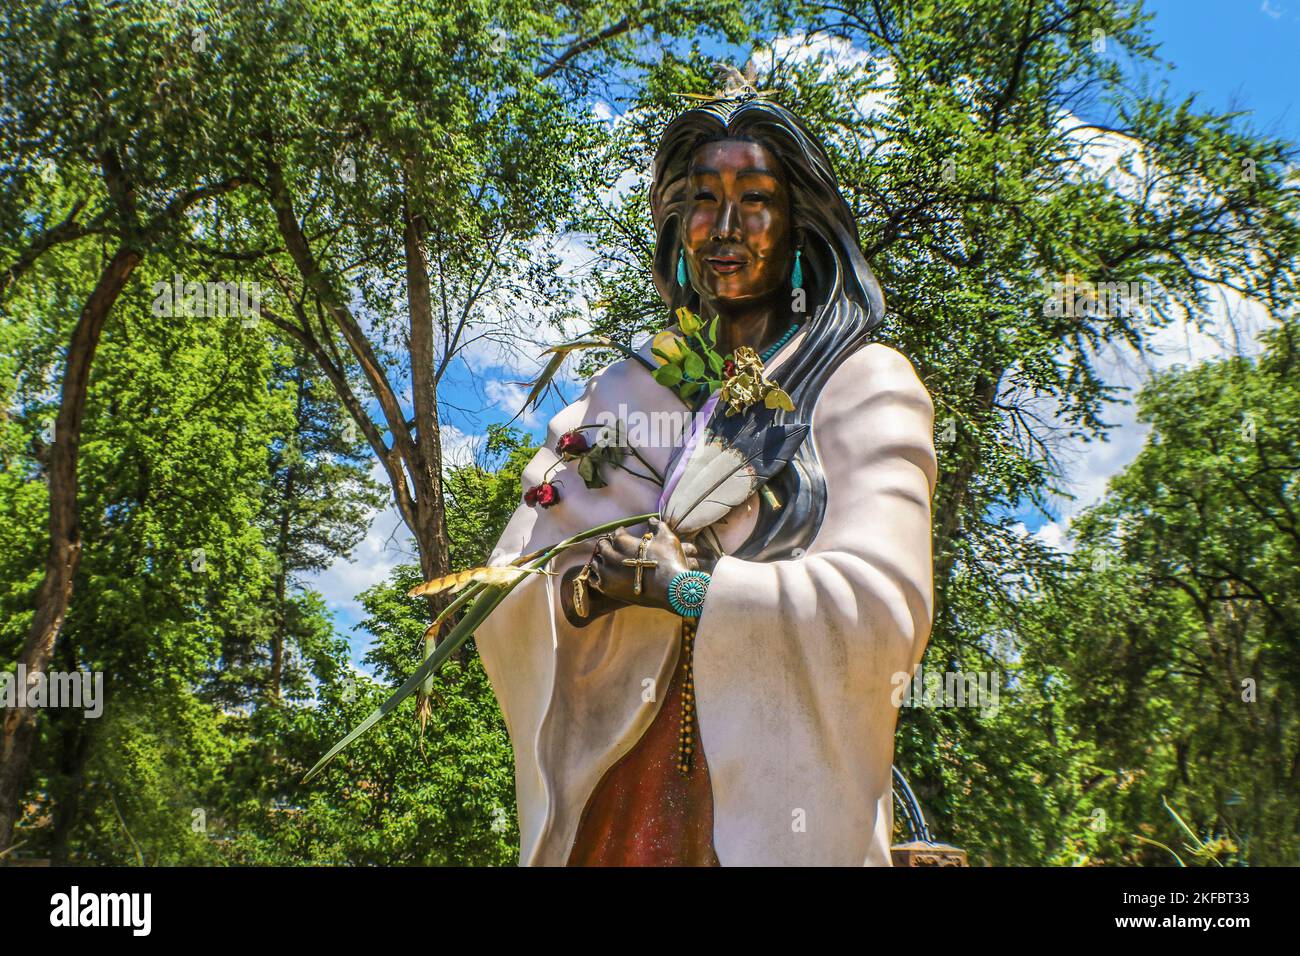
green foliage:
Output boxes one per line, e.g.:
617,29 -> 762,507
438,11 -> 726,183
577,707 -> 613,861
1039,320 -> 1300,865
220,570 -> 518,866
443,427 -> 536,575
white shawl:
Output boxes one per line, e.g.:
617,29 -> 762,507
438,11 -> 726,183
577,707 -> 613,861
475,337 -> 937,866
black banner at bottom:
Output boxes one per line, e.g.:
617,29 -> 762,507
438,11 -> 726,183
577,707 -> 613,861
0,863 -> 1281,942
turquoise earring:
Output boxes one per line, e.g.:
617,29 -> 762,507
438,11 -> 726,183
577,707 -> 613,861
791,249 -> 803,290
677,250 -> 688,286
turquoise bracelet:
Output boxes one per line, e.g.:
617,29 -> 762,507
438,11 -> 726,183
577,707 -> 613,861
667,569 -> 710,618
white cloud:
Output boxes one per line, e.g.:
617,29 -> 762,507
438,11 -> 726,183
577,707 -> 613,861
305,496 -> 409,632
482,378 -> 544,430
1034,520 -> 1069,552
438,421 -> 480,469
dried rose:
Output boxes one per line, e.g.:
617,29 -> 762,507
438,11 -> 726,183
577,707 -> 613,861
523,485 -> 540,506
534,482 -> 560,508
731,346 -> 765,378
556,431 -> 590,458
719,347 -> 793,416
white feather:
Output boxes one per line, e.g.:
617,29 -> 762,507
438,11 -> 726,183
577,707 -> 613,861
662,438 -> 760,535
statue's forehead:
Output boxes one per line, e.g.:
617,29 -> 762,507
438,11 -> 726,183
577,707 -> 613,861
688,139 -> 782,177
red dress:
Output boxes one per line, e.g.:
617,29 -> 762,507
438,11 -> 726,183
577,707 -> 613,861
566,638 -> 719,867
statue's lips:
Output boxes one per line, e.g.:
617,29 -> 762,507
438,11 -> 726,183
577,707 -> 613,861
705,257 -> 747,274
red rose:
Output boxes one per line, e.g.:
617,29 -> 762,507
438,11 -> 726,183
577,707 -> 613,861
524,485 -> 539,506
722,358 -> 737,378
556,431 -> 589,458
535,482 -> 559,507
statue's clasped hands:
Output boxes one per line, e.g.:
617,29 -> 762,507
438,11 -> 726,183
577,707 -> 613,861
561,517 -> 710,624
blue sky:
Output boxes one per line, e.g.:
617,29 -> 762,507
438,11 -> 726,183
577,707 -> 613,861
1139,0 -> 1300,143
310,2 -> 1300,662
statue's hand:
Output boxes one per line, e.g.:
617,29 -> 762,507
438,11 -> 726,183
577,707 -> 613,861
559,518 -> 712,626
588,517 -> 698,614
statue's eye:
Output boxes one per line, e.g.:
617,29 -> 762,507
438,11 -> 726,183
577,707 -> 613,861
743,191 -> 769,203
693,190 -> 716,201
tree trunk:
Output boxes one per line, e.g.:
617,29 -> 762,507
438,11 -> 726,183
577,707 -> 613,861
49,721 -> 93,865
266,168 -> 454,645
0,245 -> 140,853
930,369 -> 999,628
403,210 -> 453,633
270,363 -> 307,702
270,499 -> 289,699
46,631 -> 95,865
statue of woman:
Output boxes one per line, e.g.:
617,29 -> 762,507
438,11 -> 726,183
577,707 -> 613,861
475,94 -> 937,866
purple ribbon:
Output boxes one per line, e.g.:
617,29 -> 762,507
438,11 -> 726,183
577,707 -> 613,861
657,390 -> 721,514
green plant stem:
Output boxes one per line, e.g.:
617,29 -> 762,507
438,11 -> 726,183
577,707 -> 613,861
612,460 -> 659,485
623,445 -> 664,484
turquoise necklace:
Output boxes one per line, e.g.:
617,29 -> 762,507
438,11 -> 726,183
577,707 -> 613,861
758,322 -> 800,363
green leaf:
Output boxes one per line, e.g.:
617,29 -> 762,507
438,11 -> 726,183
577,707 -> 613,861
303,587 -> 507,782
653,363 -> 683,387
304,512 -> 660,783
683,350 -> 706,380
764,388 -> 795,411
518,337 -> 657,418
1134,835 -> 1187,867
514,350 -> 565,421
577,454 -> 606,488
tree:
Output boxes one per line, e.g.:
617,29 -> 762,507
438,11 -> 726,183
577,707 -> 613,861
228,0 -> 758,621
0,0 -> 249,849
216,424 -> 531,865
253,354 -> 386,704
1046,318 -> 1300,864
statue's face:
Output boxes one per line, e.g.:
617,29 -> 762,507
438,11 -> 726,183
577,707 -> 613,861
682,138 -> 795,311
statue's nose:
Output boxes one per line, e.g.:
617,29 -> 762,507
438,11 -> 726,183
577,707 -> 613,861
710,200 -> 741,243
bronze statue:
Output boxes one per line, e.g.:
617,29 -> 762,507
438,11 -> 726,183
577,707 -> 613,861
472,95 -> 938,865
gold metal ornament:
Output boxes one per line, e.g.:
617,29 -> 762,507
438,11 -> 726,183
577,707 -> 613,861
622,532 -> 659,596
572,563 -> 592,619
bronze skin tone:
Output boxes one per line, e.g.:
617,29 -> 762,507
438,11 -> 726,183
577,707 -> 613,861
559,138 -> 801,625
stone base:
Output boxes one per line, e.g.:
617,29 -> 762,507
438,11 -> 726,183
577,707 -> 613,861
890,841 -> 968,867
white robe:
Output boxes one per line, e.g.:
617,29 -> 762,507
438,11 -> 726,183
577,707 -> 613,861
476,334 -> 937,866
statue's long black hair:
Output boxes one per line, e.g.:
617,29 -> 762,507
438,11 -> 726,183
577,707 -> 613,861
650,96 -> 887,561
